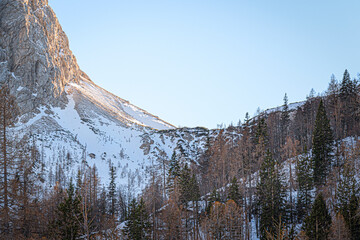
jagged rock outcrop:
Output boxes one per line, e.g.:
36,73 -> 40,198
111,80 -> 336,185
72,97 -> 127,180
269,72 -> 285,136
0,0 -> 81,122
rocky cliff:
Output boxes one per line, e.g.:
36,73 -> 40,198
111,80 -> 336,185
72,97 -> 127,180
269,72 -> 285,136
0,0 -> 81,122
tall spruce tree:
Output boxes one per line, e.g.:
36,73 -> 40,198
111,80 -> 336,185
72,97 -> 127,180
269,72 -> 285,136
167,151 -> 180,194
257,150 -> 287,240
336,163 -> 360,240
304,193 -> 331,240
296,149 -> 313,222
189,173 -> 200,202
340,69 -> 356,100
227,176 -> 242,206
123,198 -> 151,240
179,164 -> 192,205
339,69 -> 359,136
281,93 -> 290,145
108,163 -> 117,218
55,180 -> 83,240
312,100 -> 333,186
255,118 -> 269,147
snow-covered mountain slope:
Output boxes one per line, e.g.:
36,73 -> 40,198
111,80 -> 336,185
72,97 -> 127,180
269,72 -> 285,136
0,0 -> 308,198
68,76 -> 174,130
0,0 -> 184,194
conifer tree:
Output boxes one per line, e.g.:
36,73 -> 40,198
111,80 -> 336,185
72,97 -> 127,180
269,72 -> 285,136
55,180 -> 83,240
340,69 -> 355,100
304,193 -> 331,240
75,169 -> 82,195
108,163 -> 117,218
336,163 -> 360,240
257,150 -> 287,239
167,151 -> 180,194
123,198 -> 151,240
255,118 -> 269,147
227,176 -> 242,206
189,173 -> 200,202
312,100 -> 333,186
280,93 -> 290,145
339,69 -> 359,136
179,163 -> 192,205
296,149 -> 313,222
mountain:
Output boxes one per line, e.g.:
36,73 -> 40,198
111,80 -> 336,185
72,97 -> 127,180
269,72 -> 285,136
0,0 -> 210,193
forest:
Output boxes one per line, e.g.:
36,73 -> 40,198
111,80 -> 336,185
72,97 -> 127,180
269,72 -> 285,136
0,69 -> 360,239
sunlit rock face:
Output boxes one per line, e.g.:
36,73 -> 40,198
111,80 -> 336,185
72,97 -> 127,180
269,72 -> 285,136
0,0 -> 81,122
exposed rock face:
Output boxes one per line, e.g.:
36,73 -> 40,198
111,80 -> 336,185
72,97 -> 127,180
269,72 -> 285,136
0,0 -> 175,130
0,0 -> 81,121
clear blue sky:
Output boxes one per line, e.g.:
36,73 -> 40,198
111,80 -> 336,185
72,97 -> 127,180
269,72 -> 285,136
49,0 -> 360,129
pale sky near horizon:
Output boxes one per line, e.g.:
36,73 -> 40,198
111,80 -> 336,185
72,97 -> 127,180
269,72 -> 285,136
49,0 -> 360,129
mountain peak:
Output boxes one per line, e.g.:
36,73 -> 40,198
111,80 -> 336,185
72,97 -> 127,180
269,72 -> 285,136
0,0 -> 173,130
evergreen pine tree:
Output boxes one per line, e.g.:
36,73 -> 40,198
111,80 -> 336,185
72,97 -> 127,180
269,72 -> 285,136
257,150 -> 287,239
55,180 -> 83,240
189,173 -> 200,202
167,151 -> 180,194
304,193 -> 332,240
281,93 -> 290,145
312,100 -> 333,186
255,118 -> 269,147
296,149 -> 313,222
123,198 -> 151,240
336,163 -> 360,240
339,69 -> 359,136
108,163 -> 117,217
340,69 -> 354,99
179,164 -> 192,205
75,169 -> 82,195
227,176 -> 242,206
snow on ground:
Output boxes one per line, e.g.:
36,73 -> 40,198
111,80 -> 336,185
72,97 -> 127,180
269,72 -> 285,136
264,101 -> 305,115
69,78 -> 174,130
12,81 -> 207,197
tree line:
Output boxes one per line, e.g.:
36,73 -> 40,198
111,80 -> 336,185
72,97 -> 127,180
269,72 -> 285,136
0,69 -> 360,239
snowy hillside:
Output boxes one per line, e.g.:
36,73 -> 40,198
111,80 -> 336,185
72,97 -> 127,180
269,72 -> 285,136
11,77 -> 214,196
